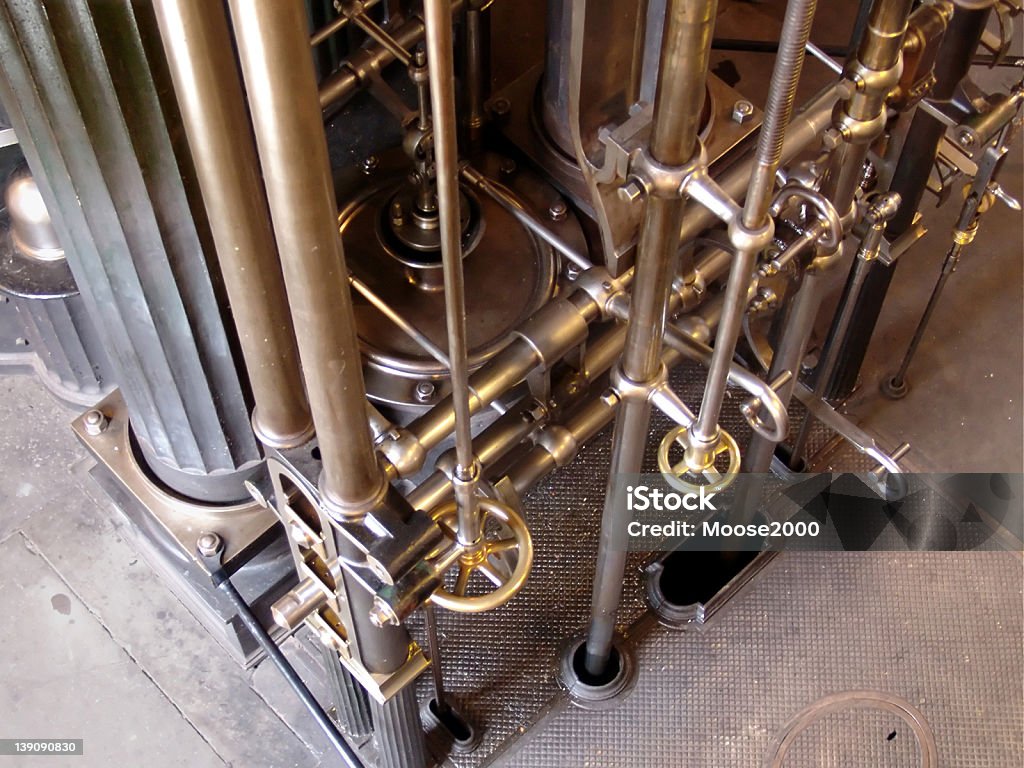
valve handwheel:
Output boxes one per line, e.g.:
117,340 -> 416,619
428,498 -> 533,613
657,424 -> 740,494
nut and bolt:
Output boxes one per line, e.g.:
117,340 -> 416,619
490,97 -> 511,117
956,129 -> 976,150
564,262 -> 582,281
599,389 -> 620,408
499,158 -> 517,176
196,531 -> 223,558
83,409 -> 109,435
390,200 -> 404,227
414,380 -> 436,403
732,99 -> 754,124
548,199 -> 568,222
617,180 -> 645,203
361,155 -> 379,175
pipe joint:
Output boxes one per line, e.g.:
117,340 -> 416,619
849,54 -> 904,96
628,141 -> 709,199
727,216 -> 775,256
535,425 -> 580,468
609,361 -> 668,403
572,268 -> 626,320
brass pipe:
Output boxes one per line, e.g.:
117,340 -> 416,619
152,0 -> 313,450
228,0 -> 384,515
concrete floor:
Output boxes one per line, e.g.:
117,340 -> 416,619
0,5 -> 1022,768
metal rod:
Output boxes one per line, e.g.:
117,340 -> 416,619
228,0 -> 384,514
349,273 -> 451,367
212,565 -> 364,768
423,603 -> 449,711
310,0 -> 381,46
464,5 -> 487,144
689,0 -> 817,453
745,0 -> 915,473
152,0 -> 314,450
461,165 -> 593,269
423,0 -> 481,547
584,0 -> 718,678
788,193 -> 899,462
351,12 -> 411,65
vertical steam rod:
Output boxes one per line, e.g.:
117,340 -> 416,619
423,0 -> 483,551
584,0 -> 719,678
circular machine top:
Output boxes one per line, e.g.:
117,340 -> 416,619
337,152 -> 586,409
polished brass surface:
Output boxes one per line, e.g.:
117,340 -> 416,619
153,0 -> 314,451
228,0 -> 385,515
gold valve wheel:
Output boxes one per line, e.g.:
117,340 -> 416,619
428,498 -> 533,613
657,425 -> 740,494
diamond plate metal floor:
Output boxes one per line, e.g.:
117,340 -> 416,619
403,362 -> 1022,768
497,552 -> 1022,768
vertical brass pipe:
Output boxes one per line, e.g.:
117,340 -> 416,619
227,0 -> 384,514
152,0 -> 313,450
584,0 -> 718,677
744,0 -> 915,473
423,0 -> 482,547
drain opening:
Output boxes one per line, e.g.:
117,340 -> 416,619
571,643 -> 621,688
427,699 -> 474,746
658,549 -> 759,608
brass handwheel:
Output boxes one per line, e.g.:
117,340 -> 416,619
657,424 -> 740,494
428,498 -> 533,613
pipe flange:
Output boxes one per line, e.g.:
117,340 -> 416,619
628,141 -> 709,199
557,635 -> 637,711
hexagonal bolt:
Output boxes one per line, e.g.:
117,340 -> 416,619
548,199 -> 568,221
732,100 -> 754,124
617,180 -> 645,204
196,531 -> 223,558
564,262 -> 582,281
490,97 -> 511,117
414,380 -> 436,403
83,409 -> 109,436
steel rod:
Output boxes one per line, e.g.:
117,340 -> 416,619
349,273 -> 451,367
152,0 -> 314,450
585,0 -> 718,677
228,0 -> 384,514
690,0 -> 817,453
423,0 -> 481,547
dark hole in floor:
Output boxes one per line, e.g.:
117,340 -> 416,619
571,643 -> 621,688
311,446 -> 321,461
658,549 -> 759,607
428,699 -> 473,744
887,730 -> 897,741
